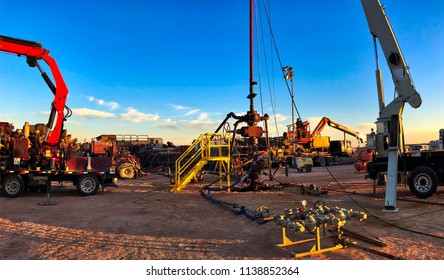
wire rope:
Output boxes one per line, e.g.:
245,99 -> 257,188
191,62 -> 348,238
261,0 -> 301,120
256,0 -> 280,136
254,3 -> 265,118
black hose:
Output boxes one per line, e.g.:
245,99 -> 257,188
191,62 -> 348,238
200,154 -> 267,224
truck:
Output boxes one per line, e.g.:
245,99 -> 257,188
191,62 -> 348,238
359,1 -> 444,203
281,116 -> 365,167
0,35 -> 117,198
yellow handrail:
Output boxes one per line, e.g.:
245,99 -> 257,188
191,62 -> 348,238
173,132 -> 230,192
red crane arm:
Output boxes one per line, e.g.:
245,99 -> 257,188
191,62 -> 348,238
0,35 -> 69,147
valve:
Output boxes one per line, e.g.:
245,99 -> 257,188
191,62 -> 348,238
305,214 -> 318,232
347,210 -> 368,221
254,206 -> 271,223
286,221 -> 305,232
330,216 -> 346,228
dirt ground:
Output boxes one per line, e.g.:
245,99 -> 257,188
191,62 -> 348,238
0,164 -> 443,260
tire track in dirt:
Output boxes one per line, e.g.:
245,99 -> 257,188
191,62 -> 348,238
0,217 -> 244,259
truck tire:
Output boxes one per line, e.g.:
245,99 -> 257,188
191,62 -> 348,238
305,164 -> 312,172
318,156 -> 326,167
118,163 -> 135,179
2,174 -> 25,198
76,175 -> 99,196
326,157 -> 333,166
408,166 -> 438,199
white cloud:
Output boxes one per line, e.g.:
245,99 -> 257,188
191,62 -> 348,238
197,113 -> 208,121
182,113 -> 216,130
272,113 -> 288,123
157,118 -> 177,129
88,96 -> 119,110
120,107 -> 160,123
106,101 -> 119,110
65,120 -> 82,126
234,111 -> 247,116
169,104 -> 191,110
35,111 -> 50,116
184,109 -> 200,116
188,119 -> 216,130
307,116 -> 323,127
169,104 -> 201,117
72,108 -> 115,119
174,111 -> 217,131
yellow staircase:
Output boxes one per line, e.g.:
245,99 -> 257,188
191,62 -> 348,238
172,132 -> 230,193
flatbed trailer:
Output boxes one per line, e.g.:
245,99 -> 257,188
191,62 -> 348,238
0,163 -> 117,198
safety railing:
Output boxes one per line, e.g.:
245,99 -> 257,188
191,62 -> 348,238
172,132 -> 230,193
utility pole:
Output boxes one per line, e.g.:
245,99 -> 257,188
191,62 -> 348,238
283,66 -> 294,154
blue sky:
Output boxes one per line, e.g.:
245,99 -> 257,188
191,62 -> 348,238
1,0 -> 443,146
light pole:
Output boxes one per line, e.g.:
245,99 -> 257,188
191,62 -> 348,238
283,66 -> 294,155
